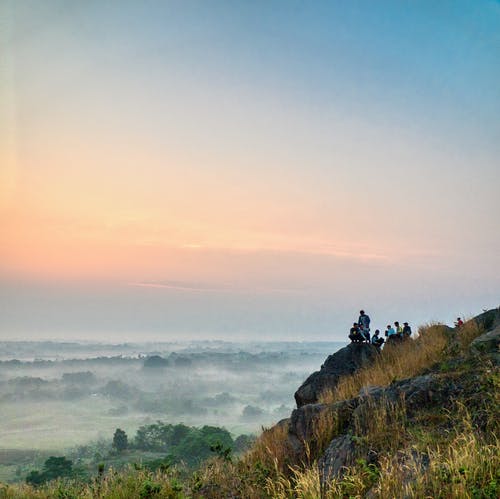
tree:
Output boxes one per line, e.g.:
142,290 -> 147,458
26,456 -> 73,485
134,422 -> 173,451
112,428 -> 128,452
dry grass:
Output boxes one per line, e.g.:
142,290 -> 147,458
0,466 -> 187,498
307,407 -> 342,464
319,324 -> 450,405
455,318 -> 484,353
326,463 -> 379,499
325,401 -> 499,499
188,458 -> 267,499
353,394 -> 409,453
243,423 -> 294,475
266,422 -> 499,499
374,412 -> 499,498
264,465 -> 321,499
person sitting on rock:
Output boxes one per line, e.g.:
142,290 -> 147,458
385,324 -> 397,342
402,322 -> 412,338
371,329 -> 384,349
454,317 -> 464,328
360,325 -> 371,343
349,323 -> 364,343
394,321 -> 404,340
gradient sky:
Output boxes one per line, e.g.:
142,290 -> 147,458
1,0 -> 499,341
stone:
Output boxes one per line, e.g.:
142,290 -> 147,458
294,343 -> 379,407
288,399 -> 357,460
318,435 -> 358,489
473,308 -> 500,332
470,324 -> 500,357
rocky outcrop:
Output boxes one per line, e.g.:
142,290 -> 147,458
282,308 -> 500,490
473,307 -> 500,331
294,343 -> 378,408
315,372 -> 466,486
288,398 -> 356,458
318,435 -> 358,489
470,324 -> 500,361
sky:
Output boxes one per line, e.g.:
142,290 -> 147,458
1,0 -> 499,341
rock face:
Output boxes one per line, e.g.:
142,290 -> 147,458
470,324 -> 500,362
284,308 -> 500,490
315,373 -> 463,486
474,307 -> 500,331
318,435 -> 358,489
294,343 -> 378,408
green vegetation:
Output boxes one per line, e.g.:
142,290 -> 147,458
112,429 -> 128,453
9,422 -> 254,496
25,457 -> 76,486
132,422 -> 235,466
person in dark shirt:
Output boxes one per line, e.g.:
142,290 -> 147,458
402,322 -> 412,338
349,323 -> 364,343
371,329 -> 384,349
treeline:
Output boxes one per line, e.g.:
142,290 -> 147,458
25,422 -> 255,486
0,349 -> 329,371
116,421 -> 254,465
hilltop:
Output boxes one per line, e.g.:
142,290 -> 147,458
1,309 -> 499,498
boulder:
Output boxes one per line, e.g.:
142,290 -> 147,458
290,399 -> 356,442
294,343 -> 378,407
318,435 -> 358,489
473,308 -> 500,332
290,403 -> 328,442
288,398 -> 358,459
351,374 -> 443,431
470,324 -> 500,359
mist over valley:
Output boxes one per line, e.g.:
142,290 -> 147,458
0,340 -> 342,455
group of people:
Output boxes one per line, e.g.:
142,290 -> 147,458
348,310 -> 412,349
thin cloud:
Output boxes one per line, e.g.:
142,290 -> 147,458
128,280 -> 305,295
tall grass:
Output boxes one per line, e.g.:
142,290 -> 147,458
0,466 -> 186,498
455,318 -> 484,353
353,394 -> 409,453
264,465 -> 321,499
374,405 -> 499,498
243,423 -> 293,475
265,398 -> 499,499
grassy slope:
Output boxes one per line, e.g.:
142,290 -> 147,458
1,314 -> 499,498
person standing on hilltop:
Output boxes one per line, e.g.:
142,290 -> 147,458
371,329 -> 384,349
385,324 -> 396,343
394,321 -> 404,340
358,310 -> 371,342
455,317 -> 464,328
